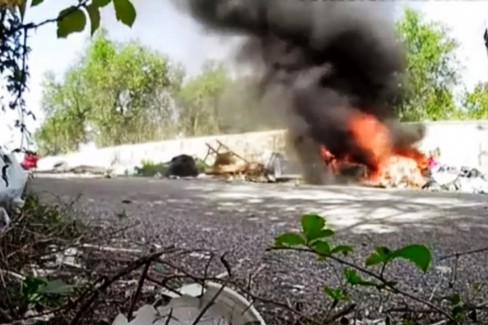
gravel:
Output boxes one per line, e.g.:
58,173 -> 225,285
29,177 -> 488,324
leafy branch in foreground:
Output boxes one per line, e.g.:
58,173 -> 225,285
272,213 -> 481,324
1,0 -> 137,150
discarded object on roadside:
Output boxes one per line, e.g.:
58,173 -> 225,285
21,151 -> 39,170
0,207 -> 10,232
423,164 -> 488,194
203,141 -> 269,182
0,147 -> 28,210
112,281 -> 266,325
165,154 -> 199,178
266,152 -> 301,182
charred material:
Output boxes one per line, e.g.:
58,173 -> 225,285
166,155 -> 199,177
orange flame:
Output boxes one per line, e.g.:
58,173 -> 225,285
321,112 -> 428,187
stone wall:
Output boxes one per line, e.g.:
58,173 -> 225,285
37,120 -> 488,173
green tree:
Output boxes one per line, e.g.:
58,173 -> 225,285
396,8 -> 461,121
36,69 -> 91,152
177,61 -> 230,136
462,82 -> 488,119
35,33 -> 184,153
81,33 -> 184,146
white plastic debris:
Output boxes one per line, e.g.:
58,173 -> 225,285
0,207 -> 10,232
112,281 -> 266,325
0,147 -> 28,210
430,165 -> 459,186
112,305 -> 159,325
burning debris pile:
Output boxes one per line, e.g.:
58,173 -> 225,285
178,0 -> 427,187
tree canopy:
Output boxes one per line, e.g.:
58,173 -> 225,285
35,32 -> 185,153
395,8 -> 462,121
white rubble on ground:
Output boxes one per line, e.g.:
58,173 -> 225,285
426,164 -> 488,194
111,281 -> 266,325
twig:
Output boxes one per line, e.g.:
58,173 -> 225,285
219,252 -> 232,277
127,261 -> 151,321
191,281 -> 228,325
81,243 -> 143,254
201,252 -> 214,296
0,268 -> 25,280
429,320 -> 448,325
438,246 -> 488,261
324,303 -> 356,323
384,307 -> 443,314
429,278 -> 442,302
70,247 -> 176,325
146,275 -> 183,297
16,0 -> 90,32
163,308 -> 173,325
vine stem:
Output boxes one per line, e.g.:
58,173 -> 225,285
269,246 -> 458,324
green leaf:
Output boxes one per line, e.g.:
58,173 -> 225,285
21,276 -> 47,296
323,286 -> 348,301
343,268 -> 376,287
275,232 -> 305,247
331,245 -> 354,256
312,240 -> 330,255
154,263 -> 166,274
31,0 -> 43,7
113,0 -> 136,27
451,305 -> 464,319
92,0 -> 111,7
85,4 -> 101,36
318,228 -> 335,237
301,214 -> 326,242
57,7 -> 87,38
447,294 -> 461,306
365,246 -> 392,266
391,244 -> 431,272
40,279 -> 74,294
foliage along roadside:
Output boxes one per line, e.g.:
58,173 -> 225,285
274,213 -> 480,324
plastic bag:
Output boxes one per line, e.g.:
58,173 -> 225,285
0,147 -> 28,210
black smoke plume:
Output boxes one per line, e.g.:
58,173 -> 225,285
177,0 -> 425,183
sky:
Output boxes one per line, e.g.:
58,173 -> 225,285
2,0 -> 488,149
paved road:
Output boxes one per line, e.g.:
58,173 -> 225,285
30,177 -> 488,323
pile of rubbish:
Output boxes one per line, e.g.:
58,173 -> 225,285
423,165 -> 488,194
137,140 -> 301,183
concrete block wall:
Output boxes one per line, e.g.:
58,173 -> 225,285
37,130 -> 287,171
416,120 -> 488,172
37,120 -> 488,173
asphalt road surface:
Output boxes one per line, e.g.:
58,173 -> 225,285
30,177 -> 488,323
